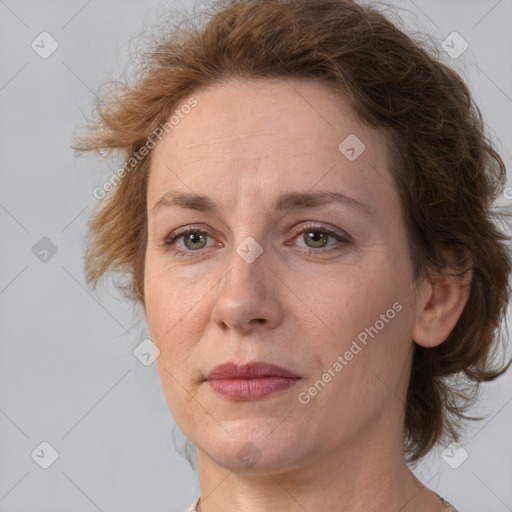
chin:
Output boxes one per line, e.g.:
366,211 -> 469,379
196,421 -> 311,473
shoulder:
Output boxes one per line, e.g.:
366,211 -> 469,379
442,499 -> 460,512
183,497 -> 199,512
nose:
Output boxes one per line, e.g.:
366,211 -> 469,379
210,245 -> 283,335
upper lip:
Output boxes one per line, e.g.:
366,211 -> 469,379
206,361 -> 299,380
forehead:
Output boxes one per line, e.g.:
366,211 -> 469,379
154,76 -> 378,155
148,77 -> 395,212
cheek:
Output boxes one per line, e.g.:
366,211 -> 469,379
314,261 -> 406,334
144,258 -> 212,378
144,269 -> 203,419
307,256 -> 414,391
144,256 -> 201,336
299,291 -> 413,433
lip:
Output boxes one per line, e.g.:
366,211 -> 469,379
207,361 -> 298,380
205,361 -> 300,401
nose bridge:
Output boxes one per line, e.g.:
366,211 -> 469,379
210,229 -> 282,332
235,232 -> 265,266
226,189 -> 268,267
222,232 -> 267,293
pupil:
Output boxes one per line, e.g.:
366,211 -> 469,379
184,231 -> 328,250
187,233 -> 204,249
307,231 -> 327,248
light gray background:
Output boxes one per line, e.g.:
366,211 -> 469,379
0,0 -> 511,511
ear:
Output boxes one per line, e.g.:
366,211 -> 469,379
412,250 -> 473,348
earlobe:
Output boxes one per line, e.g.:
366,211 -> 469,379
412,264 -> 472,349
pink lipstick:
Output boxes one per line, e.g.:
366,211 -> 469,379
206,361 -> 300,401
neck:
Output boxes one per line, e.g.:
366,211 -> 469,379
194,409 -> 442,512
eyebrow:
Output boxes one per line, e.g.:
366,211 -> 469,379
151,190 -> 373,216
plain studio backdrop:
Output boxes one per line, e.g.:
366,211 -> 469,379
0,1 -> 511,511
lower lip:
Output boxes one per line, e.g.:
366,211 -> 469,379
207,377 -> 299,400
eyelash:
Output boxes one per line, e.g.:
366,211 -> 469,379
163,222 -> 351,259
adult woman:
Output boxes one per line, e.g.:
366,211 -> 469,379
75,0 -> 511,510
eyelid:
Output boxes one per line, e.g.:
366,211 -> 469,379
288,221 -> 351,244
163,224 -> 220,253
164,223 -> 212,241
162,222 -> 351,257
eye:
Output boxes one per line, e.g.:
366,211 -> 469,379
164,226 -> 218,257
162,222 -> 350,258
288,222 -> 350,253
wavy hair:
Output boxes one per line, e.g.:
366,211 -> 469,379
74,0 -> 512,462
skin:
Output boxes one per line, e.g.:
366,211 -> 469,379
143,77 -> 471,512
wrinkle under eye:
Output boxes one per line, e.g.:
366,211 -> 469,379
162,223 -> 351,258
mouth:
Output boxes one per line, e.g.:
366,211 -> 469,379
205,361 -> 301,401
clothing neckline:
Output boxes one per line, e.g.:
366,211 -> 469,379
188,494 -> 455,512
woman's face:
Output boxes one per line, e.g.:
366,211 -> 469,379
144,77 -> 422,473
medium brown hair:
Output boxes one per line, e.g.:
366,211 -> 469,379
74,0 -> 512,462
